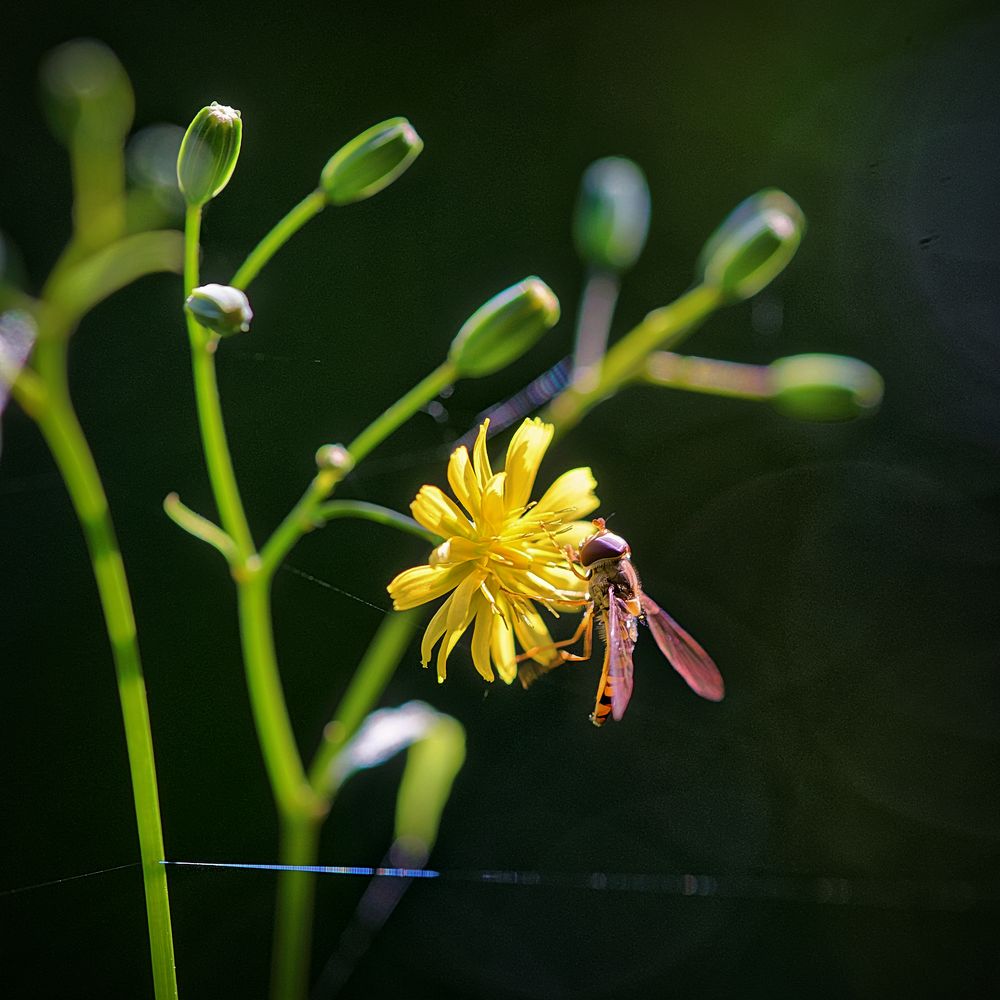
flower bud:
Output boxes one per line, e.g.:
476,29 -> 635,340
185,283 -> 253,336
320,117 -> 423,205
315,443 -> 354,474
448,278 -> 560,378
573,157 -> 651,272
40,39 -> 134,145
698,189 -> 804,303
769,353 -> 883,421
177,103 -> 243,207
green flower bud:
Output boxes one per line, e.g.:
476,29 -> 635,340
177,103 -> 243,207
573,157 -> 651,272
320,117 -> 423,205
40,39 -> 134,145
448,278 -> 560,378
698,189 -> 804,303
769,353 -> 883,422
185,283 -> 253,336
315,443 -> 354,474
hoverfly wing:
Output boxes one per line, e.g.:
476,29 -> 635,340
606,585 -> 636,721
641,594 -> 724,702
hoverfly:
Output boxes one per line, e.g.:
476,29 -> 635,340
519,518 -> 724,726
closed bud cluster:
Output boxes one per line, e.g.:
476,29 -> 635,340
769,353 -> 883,421
185,283 -> 253,336
448,278 -> 560,378
177,102 -> 243,207
698,189 -> 804,304
573,157 -> 651,272
320,117 -> 423,205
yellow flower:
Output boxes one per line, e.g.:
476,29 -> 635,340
388,418 -> 599,684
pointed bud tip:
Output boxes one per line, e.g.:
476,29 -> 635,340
177,102 -> 243,206
769,353 -> 883,421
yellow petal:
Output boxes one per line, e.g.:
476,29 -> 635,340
420,595 -> 454,666
531,467 -> 599,523
470,598 -> 495,681
411,485 -> 473,539
480,472 -> 508,534
436,597 -> 476,682
492,597 -> 518,684
503,418 -> 553,513
472,420 -> 493,487
447,445 -> 482,521
387,562 -> 473,610
447,568 -> 486,630
429,536 -> 484,566
510,600 -> 558,666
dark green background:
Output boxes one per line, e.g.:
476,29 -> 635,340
2,1 -> 998,997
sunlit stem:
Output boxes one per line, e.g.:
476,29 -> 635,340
642,351 -> 774,399
260,360 -> 457,576
30,330 -> 177,1000
162,492 -> 238,562
547,282 -> 723,437
230,189 -> 328,291
570,267 -> 620,392
314,500 -> 440,545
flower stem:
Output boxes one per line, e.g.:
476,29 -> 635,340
184,204 -> 255,557
260,360 -> 457,576
314,500 -> 439,545
547,282 -> 723,436
32,334 -> 177,1000
230,189 -> 328,291
642,351 -> 774,399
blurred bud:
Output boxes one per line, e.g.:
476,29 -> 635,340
40,39 -> 134,145
448,277 -> 560,378
185,283 -> 252,336
769,353 -> 883,421
177,103 -> 243,207
698,189 -> 804,303
573,156 -> 651,272
320,117 -> 423,205
315,443 -> 354,474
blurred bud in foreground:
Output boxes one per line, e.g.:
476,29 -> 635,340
698,189 -> 804,303
40,39 -> 134,145
770,353 -> 883,421
449,277 -> 560,378
177,102 -> 243,207
185,283 -> 253,336
320,117 -> 423,205
573,156 -> 651,272
126,124 -> 185,224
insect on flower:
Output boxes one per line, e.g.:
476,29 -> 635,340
519,518 -> 724,726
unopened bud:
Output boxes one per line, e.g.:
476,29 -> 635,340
40,39 -> 134,145
177,103 -> 243,207
448,278 -> 560,378
315,443 -> 354,473
185,283 -> 252,336
320,117 -> 423,205
573,157 -> 651,272
769,353 -> 883,421
698,189 -> 804,303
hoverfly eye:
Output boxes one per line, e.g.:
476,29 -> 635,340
579,531 -> 629,567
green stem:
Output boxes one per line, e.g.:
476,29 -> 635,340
32,335 -> 177,1000
309,610 -> 422,798
270,814 -> 322,1000
642,351 -> 773,400
547,282 -> 723,436
259,360 -> 457,576
184,204 -> 255,558
237,570 -> 322,819
231,189 -> 328,291
314,500 -> 439,545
